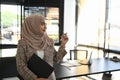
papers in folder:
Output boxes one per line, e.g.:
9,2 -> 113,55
27,54 -> 54,78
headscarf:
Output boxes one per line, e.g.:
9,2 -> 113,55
21,14 -> 53,50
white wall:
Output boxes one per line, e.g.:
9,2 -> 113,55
63,0 -> 76,60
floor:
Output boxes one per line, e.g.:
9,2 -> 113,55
2,71 -> 120,80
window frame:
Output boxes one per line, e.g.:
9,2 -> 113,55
0,0 -> 64,49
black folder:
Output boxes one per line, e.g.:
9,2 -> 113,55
27,54 -> 54,78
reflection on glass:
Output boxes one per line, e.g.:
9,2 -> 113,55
24,7 -> 59,44
46,8 -> 59,43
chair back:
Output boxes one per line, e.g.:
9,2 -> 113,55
0,57 -> 18,79
69,49 -> 88,60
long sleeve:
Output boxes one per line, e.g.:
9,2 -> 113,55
16,40 -> 37,80
53,46 -> 67,63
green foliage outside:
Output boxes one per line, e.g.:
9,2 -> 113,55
1,11 -> 18,28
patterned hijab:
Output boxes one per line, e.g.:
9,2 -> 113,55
21,14 -> 53,50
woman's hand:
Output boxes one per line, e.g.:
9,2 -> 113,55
36,78 -> 48,80
60,33 -> 69,47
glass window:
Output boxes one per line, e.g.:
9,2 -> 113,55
24,6 -> 60,44
106,0 -> 120,50
1,4 -> 21,44
1,5 -> 61,45
0,4 -> 63,57
77,0 -> 105,47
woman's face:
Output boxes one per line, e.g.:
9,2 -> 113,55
39,22 -> 46,35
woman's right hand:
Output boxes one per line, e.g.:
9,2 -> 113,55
36,78 -> 48,80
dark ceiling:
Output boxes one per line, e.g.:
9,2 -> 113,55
1,0 -> 63,7
1,0 -> 24,5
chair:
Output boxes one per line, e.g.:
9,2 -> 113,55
69,49 -> 88,60
69,49 -> 94,79
0,57 -> 18,79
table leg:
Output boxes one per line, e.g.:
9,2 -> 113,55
102,72 -> 112,80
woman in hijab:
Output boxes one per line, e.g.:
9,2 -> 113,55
16,14 -> 68,80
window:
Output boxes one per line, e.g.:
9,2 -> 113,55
0,0 -> 64,57
24,7 -> 60,44
1,4 -> 21,45
76,0 -> 120,55
77,0 -> 105,48
106,0 -> 120,51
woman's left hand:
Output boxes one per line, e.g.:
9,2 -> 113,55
60,33 -> 69,47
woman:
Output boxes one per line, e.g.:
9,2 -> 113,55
16,14 -> 68,80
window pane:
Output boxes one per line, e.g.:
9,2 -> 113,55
107,0 -> 120,50
1,4 -> 21,44
24,7 -> 59,44
77,0 -> 105,47
46,8 -> 59,43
